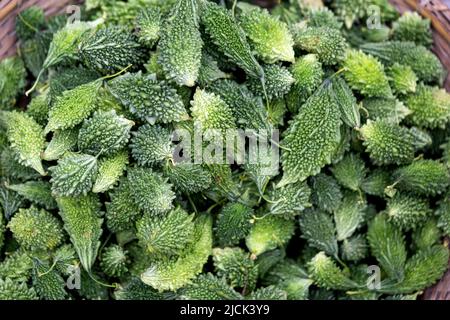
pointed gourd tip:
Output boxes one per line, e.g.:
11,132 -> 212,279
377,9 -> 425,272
33,161 -> 47,176
183,78 -> 196,87
44,125 -> 52,135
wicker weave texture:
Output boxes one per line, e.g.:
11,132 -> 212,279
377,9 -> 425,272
389,0 -> 450,91
0,0 -> 81,59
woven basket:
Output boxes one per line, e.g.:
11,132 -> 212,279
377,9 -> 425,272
0,0 -> 449,300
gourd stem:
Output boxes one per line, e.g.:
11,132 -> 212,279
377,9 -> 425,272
37,259 -> 58,277
99,64 -> 133,81
88,272 -> 117,288
231,0 -> 237,16
26,69 -> 44,96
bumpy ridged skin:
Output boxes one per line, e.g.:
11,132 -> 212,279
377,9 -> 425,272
8,207 -> 63,251
361,26 -> 391,43
392,12 -> 432,47
93,150 -> 129,193
0,184 -> 25,221
367,214 -> 407,280
87,0 -> 174,26
45,80 -> 102,133
277,277 -> 313,300
246,215 -> 295,256
78,270 -> 109,300
306,7 -> 342,29
42,21 -> 94,70
332,0 -> 366,28
239,8 -> 294,63
279,82 -> 341,186
332,154 -> 366,191
0,278 -> 38,300
385,246 -> 449,294
141,214 -> 213,291
48,67 -> 99,106
405,85 -> 450,129
136,207 -> 195,257
145,52 -> 165,79
199,0 -> 263,79
248,64 -> 294,99
362,97 -> 411,124
359,120 -> 414,165
128,244 -> 154,276
244,144 -> 278,195
386,193 -> 431,230
437,196 -> 450,236
115,278 -> 174,300
293,27 -> 347,65
268,181 -> 311,220
197,53 -> 229,87
360,41 -> 444,84
52,244 -> 77,276
179,273 -> 242,300
159,0 -> 202,86
215,202 -> 253,247
387,63 -> 417,95
15,6 -> 45,41
441,140 -> 450,168
42,128 -> 79,161
341,235 -> 368,262
20,32 -> 50,79
308,252 -> 357,290
281,279 -> 309,303
299,209 -> 338,256
0,57 -> 26,108
56,194 -> 103,272
163,162 -> 212,193
334,192 -> 366,241
105,179 -> 142,233
79,27 -> 146,75
269,272 -> 311,300
2,111 -> 45,175
49,153 -> 98,197
0,251 -> 33,281
136,8 -> 161,48
310,173 -> 343,213
32,259 -> 67,300
100,245 -> 129,277
127,167 -> 175,215
342,50 -> 392,98
6,181 -> 56,210
286,54 -> 324,112
249,286 -> 287,300
333,121 -> 351,163
78,110 -> 133,156
263,258 -> 308,283
408,127 -> 432,151
361,168 -> 392,197
108,72 -> 188,124
130,124 -> 173,166
0,214 -> 4,251
330,76 -> 361,128
213,247 -> 258,291
191,88 -> 236,134
394,159 -> 450,196
26,93 -> 49,126
208,79 -> 268,130
412,219 -> 441,251
255,249 -> 286,278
